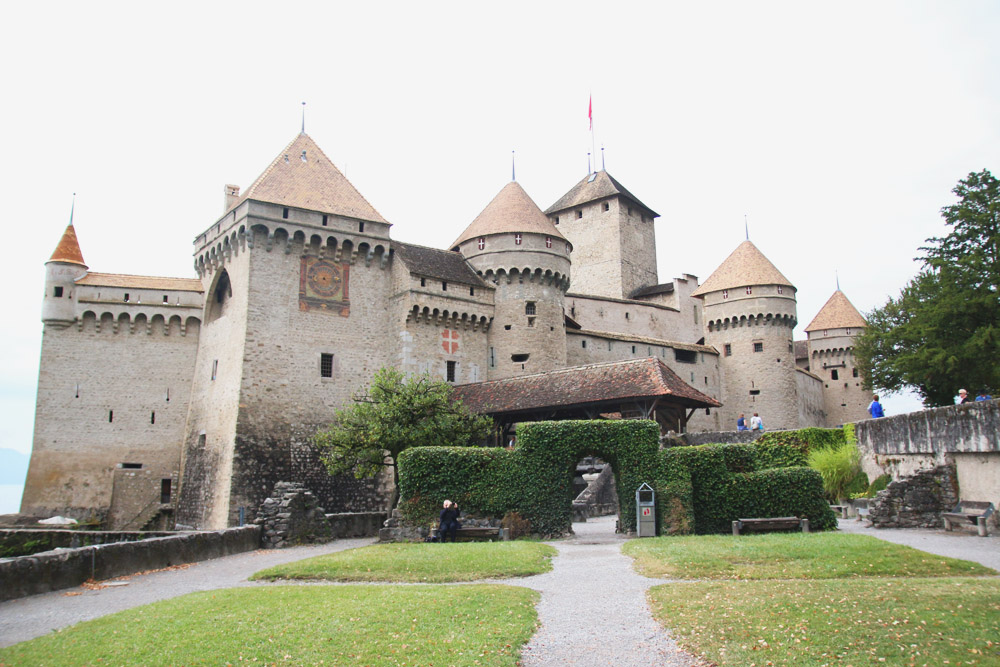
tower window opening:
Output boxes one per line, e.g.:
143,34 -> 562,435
108,410 -> 114,423
823,329 -> 829,336
446,361 -> 456,382
527,317 -> 535,327
161,479 -> 172,504
420,277 -> 426,287
852,367 -> 858,378
723,289 -> 729,299
546,237 -> 552,248
75,384 -> 80,398
198,433 -> 206,447
608,341 -> 612,351
321,353 -> 334,378
514,233 -> 522,245
705,376 -> 708,384
575,210 -> 583,219
504,324 -> 511,330
511,353 -> 529,363
282,207 -> 289,219
846,328 -> 851,335
163,295 -> 169,303
442,281 -> 447,291
150,411 -> 155,424
603,202 -> 610,212
359,222 -> 365,233
777,285 -> 783,294
631,345 -> 637,354
121,462 -> 142,469
690,372 -> 695,382
554,216 -> 559,224
627,207 -> 633,215
724,344 -> 732,356
54,286 -> 63,298
123,293 -> 129,303
746,286 -> 753,295
211,359 -> 218,380
525,302 -> 536,315
322,215 -> 328,226
753,342 -> 763,353
625,312 -> 630,320
749,389 -> 761,396
674,349 -> 697,364
581,340 -> 587,349
844,382 -> 849,388
478,237 -> 485,250
831,369 -> 839,380
789,342 -> 794,353
489,347 -> 496,368
470,287 -> 475,296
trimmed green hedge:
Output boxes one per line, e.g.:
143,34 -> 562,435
398,420 -> 665,536
758,427 -> 846,452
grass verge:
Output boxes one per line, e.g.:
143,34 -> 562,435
251,541 -> 557,583
649,577 -> 1000,666
623,532 -> 995,579
0,584 -> 539,666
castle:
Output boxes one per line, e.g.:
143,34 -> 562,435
22,131 -> 870,530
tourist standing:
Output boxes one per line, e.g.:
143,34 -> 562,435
958,389 -> 971,404
867,395 -> 885,418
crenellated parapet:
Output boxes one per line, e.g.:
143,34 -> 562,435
406,303 -> 492,331
707,312 -> 797,332
76,310 -> 202,337
479,267 -> 570,291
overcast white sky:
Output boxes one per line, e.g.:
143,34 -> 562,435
1,1 -> 998,459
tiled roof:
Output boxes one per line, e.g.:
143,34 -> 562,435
76,273 -> 204,292
393,242 -> 487,286
804,290 -> 867,332
451,182 -> 565,249
544,170 -> 658,217
630,282 -> 674,299
453,357 -> 721,415
691,240 -> 795,297
235,133 -> 388,224
49,224 -> 86,266
794,339 -> 809,361
573,329 -> 715,353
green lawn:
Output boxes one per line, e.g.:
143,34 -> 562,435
252,541 -> 557,583
649,577 -> 1000,666
0,585 -> 539,666
623,532 -> 995,579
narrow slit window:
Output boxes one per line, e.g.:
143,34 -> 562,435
163,295 -> 169,303
161,479 -> 172,503
211,359 -> 218,380
446,360 -> 456,382
108,410 -> 114,422
151,411 -> 156,424
123,293 -> 130,303
359,222 -> 365,233
322,214 -> 328,226
282,207 -> 289,219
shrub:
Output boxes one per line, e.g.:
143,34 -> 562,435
865,473 -> 891,497
809,441 -> 862,501
758,427 -> 845,452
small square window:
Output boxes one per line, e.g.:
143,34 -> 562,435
576,210 -> 583,219
603,202 -> 610,212
163,295 -> 169,303
321,353 -> 334,378
525,302 -> 536,315
53,286 -> 64,297
724,344 -> 732,357
753,342 -> 763,353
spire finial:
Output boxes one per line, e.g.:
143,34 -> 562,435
301,102 -> 306,134
587,152 -> 591,174
511,150 -> 515,182
70,193 -> 76,226
601,145 -> 605,171
744,214 -> 749,240
836,270 -> 841,291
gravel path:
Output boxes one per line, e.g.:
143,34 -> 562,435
836,517 -> 1000,571
0,537 -> 374,647
506,516 -> 704,667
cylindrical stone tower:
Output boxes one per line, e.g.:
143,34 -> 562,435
692,240 -> 799,430
42,221 -> 89,327
452,181 -> 571,380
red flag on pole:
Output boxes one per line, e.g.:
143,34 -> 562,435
588,95 -> 593,130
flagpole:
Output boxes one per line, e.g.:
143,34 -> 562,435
589,94 -> 596,174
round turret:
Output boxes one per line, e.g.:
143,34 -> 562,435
452,182 -> 571,379
43,223 -> 88,327
692,240 -> 799,430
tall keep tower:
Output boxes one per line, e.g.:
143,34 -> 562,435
804,290 -> 869,425
545,171 -> 658,299
452,182 -> 570,379
693,241 -> 799,430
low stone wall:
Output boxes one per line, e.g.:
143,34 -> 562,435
869,465 -> 959,529
0,525 -> 260,602
326,512 -> 387,539
0,530 -> 177,558
669,430 -> 761,447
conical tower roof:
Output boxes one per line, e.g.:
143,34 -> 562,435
234,133 -> 387,224
691,240 -> 794,297
48,223 -> 87,267
545,170 -> 657,217
451,181 -> 566,249
804,290 -> 866,332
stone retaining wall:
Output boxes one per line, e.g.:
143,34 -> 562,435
0,525 -> 260,602
868,465 -> 959,529
0,530 -> 177,558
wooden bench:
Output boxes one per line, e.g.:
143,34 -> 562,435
830,504 -> 848,519
943,501 -> 995,537
732,517 -> 809,536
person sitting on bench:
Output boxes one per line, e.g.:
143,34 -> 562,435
438,500 -> 461,543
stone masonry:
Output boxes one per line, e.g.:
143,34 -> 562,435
868,465 -> 959,529
254,482 -> 333,548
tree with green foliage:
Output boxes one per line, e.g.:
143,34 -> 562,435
854,169 -> 999,406
315,368 -> 493,508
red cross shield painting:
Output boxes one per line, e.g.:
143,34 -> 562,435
442,329 -> 459,354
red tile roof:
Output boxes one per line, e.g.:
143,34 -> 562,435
453,357 -> 721,416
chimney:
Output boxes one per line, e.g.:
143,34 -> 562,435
224,185 -> 240,213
